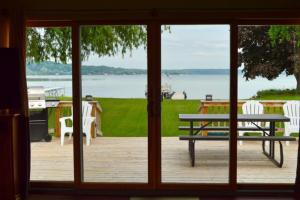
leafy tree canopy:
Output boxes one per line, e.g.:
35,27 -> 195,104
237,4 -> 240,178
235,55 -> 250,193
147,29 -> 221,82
268,25 -> 300,47
238,26 -> 295,80
26,25 -> 151,63
268,25 -> 300,75
238,25 -> 300,93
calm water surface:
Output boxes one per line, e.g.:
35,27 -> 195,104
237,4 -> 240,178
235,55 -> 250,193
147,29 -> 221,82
27,74 -> 296,99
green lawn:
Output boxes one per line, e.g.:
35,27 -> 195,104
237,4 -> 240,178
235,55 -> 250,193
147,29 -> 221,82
98,98 -> 199,137
95,97 -> 299,137
98,98 -> 148,137
48,94 -> 299,137
48,98 -> 200,137
161,99 -> 200,137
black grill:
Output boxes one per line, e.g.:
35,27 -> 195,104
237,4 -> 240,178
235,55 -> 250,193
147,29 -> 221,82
28,87 -> 59,142
29,108 -> 51,142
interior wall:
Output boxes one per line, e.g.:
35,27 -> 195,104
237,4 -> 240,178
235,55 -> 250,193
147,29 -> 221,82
18,0 -> 300,11
1,0 -> 300,12
0,16 -> 9,48
0,8 -> 30,200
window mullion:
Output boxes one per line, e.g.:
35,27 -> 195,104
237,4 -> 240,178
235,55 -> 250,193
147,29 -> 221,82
147,22 -> 162,187
72,21 -> 83,186
229,22 -> 238,189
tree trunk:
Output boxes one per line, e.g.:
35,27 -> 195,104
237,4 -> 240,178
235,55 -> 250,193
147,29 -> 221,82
295,72 -> 300,94
294,44 -> 300,94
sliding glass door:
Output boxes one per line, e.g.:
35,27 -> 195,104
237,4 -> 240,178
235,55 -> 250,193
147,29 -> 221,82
80,25 -> 149,183
26,20 -> 299,191
237,24 -> 300,184
26,26 -> 74,181
161,25 -> 231,183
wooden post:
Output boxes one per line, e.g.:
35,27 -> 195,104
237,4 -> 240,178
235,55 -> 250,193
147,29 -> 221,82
89,101 -> 102,138
55,106 -> 61,137
91,102 -> 96,138
201,106 -> 209,136
199,102 -> 209,136
94,102 -> 102,136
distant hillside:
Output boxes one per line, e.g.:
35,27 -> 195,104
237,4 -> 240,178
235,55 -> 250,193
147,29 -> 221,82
26,61 -> 234,75
27,61 -> 145,75
162,69 -> 231,75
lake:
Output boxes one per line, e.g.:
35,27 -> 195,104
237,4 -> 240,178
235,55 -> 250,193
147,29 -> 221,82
27,74 -> 296,99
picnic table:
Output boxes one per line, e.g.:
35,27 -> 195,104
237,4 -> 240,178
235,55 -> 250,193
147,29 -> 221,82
178,114 -> 296,167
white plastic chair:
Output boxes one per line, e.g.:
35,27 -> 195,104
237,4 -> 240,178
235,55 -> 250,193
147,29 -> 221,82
238,100 -> 269,145
283,101 -> 300,145
59,101 -> 95,146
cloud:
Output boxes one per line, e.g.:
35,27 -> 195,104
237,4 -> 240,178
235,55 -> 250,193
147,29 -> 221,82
194,40 -> 229,49
192,51 -> 228,57
161,34 -> 186,47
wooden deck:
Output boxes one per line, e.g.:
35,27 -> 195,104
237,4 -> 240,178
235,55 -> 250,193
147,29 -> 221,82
30,137 -> 298,183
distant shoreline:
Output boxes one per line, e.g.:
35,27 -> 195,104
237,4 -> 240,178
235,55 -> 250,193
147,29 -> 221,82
27,73 -> 239,81
27,61 -> 239,76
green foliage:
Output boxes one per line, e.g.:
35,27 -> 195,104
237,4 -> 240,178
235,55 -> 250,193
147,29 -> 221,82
252,89 -> 300,100
80,26 -> 147,61
268,25 -> 300,93
268,25 -> 300,47
26,27 -> 72,63
238,26 -> 295,81
26,25 -> 148,63
256,88 -> 298,96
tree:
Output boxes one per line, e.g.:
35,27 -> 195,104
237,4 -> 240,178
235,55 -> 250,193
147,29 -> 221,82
268,25 -> 300,92
238,25 -> 300,93
26,25 -> 148,64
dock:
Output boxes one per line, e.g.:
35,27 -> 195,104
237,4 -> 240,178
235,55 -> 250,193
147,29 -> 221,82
45,87 -> 65,97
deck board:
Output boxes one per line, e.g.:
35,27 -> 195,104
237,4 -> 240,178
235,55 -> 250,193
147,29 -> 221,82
30,137 -> 298,183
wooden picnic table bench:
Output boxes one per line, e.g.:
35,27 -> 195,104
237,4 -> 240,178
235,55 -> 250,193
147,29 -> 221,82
179,135 -> 295,167
179,126 -> 271,131
178,114 -> 295,168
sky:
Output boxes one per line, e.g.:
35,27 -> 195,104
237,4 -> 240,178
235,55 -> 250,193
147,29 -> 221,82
81,25 -> 230,70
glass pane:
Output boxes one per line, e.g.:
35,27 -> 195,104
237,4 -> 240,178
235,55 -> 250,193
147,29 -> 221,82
161,25 -> 230,183
80,25 -> 148,183
237,25 -> 299,183
27,27 -> 74,181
